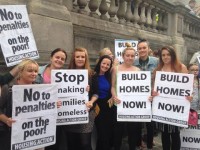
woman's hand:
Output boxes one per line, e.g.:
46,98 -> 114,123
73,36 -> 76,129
148,96 -> 153,102
6,118 -> 16,127
86,85 -> 90,92
149,91 -> 159,102
186,95 -> 193,102
57,100 -> 62,108
112,96 -> 121,104
107,98 -> 114,108
86,101 -> 93,111
152,91 -> 159,97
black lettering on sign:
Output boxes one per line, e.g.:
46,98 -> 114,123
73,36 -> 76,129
121,73 -> 147,80
156,86 -> 190,96
160,74 -> 189,83
23,118 -> 49,140
0,9 -> 14,21
158,102 -> 184,113
55,72 -> 84,85
119,86 -> 150,93
183,137 -> 200,143
123,101 -> 146,108
24,89 -> 51,101
117,51 -> 122,57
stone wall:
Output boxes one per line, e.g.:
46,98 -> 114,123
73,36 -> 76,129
0,0 -> 200,72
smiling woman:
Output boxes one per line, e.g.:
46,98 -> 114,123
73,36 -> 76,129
66,47 -> 98,150
34,48 -> 67,150
35,48 -> 67,84
0,59 -> 39,150
153,46 -> 188,150
111,44 -> 141,150
94,55 -> 114,150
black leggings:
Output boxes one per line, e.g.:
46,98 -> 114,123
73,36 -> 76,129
161,125 -> 180,150
95,97 -> 115,150
113,122 -> 141,150
45,126 -> 67,150
113,106 -> 142,150
137,122 -> 154,149
67,132 -> 92,150
0,130 -> 11,150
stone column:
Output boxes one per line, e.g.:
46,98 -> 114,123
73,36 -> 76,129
88,0 -> 99,18
140,2 -> 148,30
117,0 -> 126,24
108,0 -> 118,22
152,7 -> 158,32
125,0 -> 133,25
168,6 -> 186,63
146,4 -> 154,31
77,0 -> 88,14
132,0 -> 142,28
157,10 -> 164,33
162,11 -> 168,34
99,0 -> 109,20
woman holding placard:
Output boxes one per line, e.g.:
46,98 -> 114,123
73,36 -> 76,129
0,59 -> 39,150
66,47 -> 98,150
152,46 -> 189,150
94,55 -> 115,150
111,43 -> 140,150
35,48 -> 67,150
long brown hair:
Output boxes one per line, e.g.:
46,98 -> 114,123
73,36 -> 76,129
68,47 -> 93,77
154,46 -> 182,73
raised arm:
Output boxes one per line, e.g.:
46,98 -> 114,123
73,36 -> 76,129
111,66 -> 121,104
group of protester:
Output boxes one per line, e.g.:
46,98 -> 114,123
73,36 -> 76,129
0,39 -> 199,150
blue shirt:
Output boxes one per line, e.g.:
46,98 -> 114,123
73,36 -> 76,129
98,75 -> 110,99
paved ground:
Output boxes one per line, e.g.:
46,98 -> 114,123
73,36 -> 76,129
121,133 -> 162,150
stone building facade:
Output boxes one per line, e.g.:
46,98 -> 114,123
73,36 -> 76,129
0,0 -> 200,69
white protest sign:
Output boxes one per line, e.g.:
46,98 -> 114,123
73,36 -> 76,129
0,5 -> 39,67
180,113 -> 200,149
152,96 -> 190,127
57,96 -> 89,125
12,84 -> 58,119
11,114 -> 57,150
117,95 -> 152,122
116,71 -> 151,122
180,131 -> 200,149
154,71 -> 194,99
115,39 -> 138,64
117,71 -> 151,96
51,69 -> 88,97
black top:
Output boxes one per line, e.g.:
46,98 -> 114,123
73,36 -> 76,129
0,73 -> 14,85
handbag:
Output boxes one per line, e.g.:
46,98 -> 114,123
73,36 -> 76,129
188,109 -> 198,126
